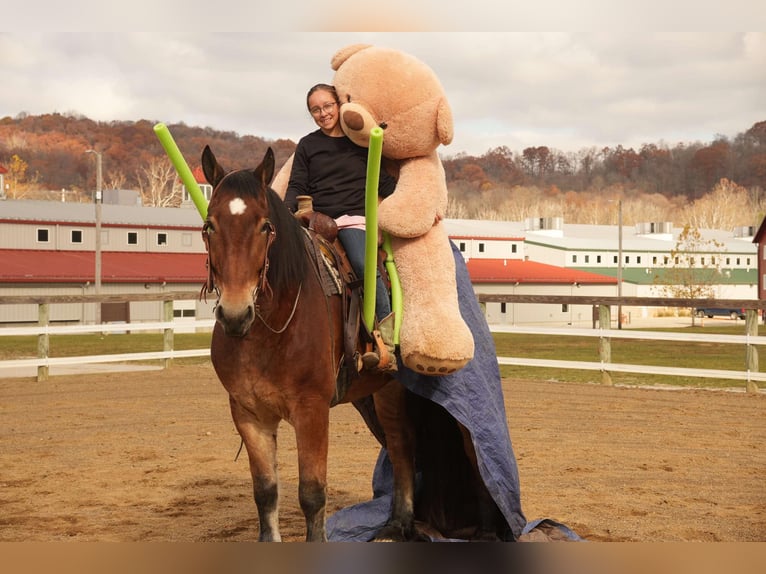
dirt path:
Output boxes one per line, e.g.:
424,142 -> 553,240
0,364 -> 763,542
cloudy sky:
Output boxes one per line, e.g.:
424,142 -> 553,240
1,30 -> 764,158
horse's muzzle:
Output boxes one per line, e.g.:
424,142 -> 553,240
215,302 -> 255,337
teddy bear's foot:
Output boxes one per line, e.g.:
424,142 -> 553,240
402,351 -> 471,376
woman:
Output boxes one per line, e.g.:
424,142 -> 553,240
285,84 -> 397,369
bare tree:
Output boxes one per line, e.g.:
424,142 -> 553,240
104,169 -> 128,192
685,178 -> 752,230
136,157 -> 182,207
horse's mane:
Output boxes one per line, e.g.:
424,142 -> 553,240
264,185 -> 308,293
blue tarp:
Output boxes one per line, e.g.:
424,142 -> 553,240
328,242 -> 580,542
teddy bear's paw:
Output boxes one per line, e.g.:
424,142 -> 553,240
402,351 -> 472,376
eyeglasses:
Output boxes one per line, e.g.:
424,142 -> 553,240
309,102 -> 337,117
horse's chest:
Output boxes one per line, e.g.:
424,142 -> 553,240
227,380 -> 286,418
211,337 -> 290,417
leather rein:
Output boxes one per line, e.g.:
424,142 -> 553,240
201,218 -> 302,334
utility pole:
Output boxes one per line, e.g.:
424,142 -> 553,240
617,199 -> 623,329
86,149 -> 102,325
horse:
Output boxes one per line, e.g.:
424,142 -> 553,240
200,145 -> 418,542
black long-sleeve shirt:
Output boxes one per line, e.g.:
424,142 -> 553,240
284,129 -> 396,219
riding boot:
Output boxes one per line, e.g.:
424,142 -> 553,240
361,313 -> 398,373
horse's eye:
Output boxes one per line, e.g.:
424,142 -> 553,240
260,220 -> 273,235
203,221 -> 215,235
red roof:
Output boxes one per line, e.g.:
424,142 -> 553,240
0,251 -> 615,287
465,258 -> 617,285
0,250 -> 207,284
192,165 -> 207,184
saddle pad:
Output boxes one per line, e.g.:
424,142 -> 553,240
301,228 -> 343,296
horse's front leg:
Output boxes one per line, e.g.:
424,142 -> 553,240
229,398 -> 282,542
292,402 -> 331,542
372,380 -> 416,541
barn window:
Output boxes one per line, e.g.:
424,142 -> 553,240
37,228 -> 50,243
71,229 -> 83,244
128,232 -> 138,245
173,309 -> 196,318
157,232 -> 168,246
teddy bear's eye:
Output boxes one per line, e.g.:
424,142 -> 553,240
345,94 -> 351,103
379,122 -> 388,130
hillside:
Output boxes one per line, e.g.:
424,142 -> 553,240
1,113 -> 765,228
0,113 -> 297,194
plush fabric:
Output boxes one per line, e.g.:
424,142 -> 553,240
331,44 -> 474,376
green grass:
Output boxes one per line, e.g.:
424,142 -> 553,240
0,325 -> 762,390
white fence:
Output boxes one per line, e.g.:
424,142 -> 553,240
0,293 -> 763,393
491,324 -> 766,384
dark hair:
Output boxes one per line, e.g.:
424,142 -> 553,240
306,83 -> 338,109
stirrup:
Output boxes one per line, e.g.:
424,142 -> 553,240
362,348 -> 397,373
361,313 -> 397,373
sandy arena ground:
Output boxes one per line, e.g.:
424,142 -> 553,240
0,363 -> 763,542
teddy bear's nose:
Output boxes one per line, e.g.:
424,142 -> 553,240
342,109 -> 365,131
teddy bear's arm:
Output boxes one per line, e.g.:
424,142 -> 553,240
377,155 -> 447,238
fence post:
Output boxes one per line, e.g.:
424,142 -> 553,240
745,309 -> 759,394
598,304 -> 613,385
163,299 -> 174,369
37,303 -> 49,382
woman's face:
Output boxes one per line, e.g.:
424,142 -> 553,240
308,90 -> 339,134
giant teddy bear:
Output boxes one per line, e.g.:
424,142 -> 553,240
273,44 -> 474,375
331,44 -> 474,375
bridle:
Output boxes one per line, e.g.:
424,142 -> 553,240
201,215 -> 302,334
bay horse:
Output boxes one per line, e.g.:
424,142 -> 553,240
200,145 -> 417,542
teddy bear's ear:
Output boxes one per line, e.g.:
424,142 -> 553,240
436,97 -> 454,145
331,43 -> 373,70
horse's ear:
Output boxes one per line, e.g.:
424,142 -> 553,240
201,145 -> 226,188
255,147 -> 275,187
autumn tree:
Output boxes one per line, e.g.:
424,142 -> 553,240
652,224 -> 725,325
689,139 -> 731,197
6,154 -> 29,198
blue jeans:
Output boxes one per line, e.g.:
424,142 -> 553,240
338,228 -> 391,322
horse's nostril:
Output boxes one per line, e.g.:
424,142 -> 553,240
342,109 -> 365,131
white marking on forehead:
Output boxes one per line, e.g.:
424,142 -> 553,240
228,197 -> 247,215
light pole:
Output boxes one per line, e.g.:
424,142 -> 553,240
608,199 -> 624,329
617,199 -> 623,330
86,149 -> 102,325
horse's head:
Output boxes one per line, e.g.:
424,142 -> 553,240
201,145 -> 276,337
